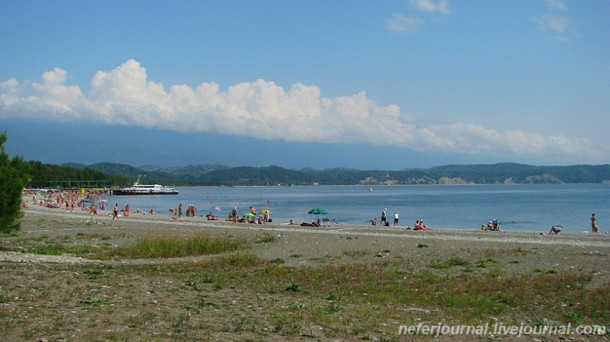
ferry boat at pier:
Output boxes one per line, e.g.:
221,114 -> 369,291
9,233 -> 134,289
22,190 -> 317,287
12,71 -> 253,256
112,176 -> 178,195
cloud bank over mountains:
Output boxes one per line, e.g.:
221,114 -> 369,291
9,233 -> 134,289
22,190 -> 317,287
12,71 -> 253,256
0,59 -> 604,162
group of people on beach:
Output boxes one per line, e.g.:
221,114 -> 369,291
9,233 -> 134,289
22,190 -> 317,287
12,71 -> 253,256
224,206 -> 272,224
549,213 -> 600,234
370,208 -> 430,230
24,189 -> 107,213
375,208 -> 400,226
481,219 -> 500,231
21,190 -> 605,234
171,204 -> 197,218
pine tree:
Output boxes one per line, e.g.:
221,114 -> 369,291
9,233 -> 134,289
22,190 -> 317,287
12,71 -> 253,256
0,131 -> 28,233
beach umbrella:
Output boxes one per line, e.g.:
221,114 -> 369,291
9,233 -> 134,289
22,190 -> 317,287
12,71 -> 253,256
308,208 -> 328,215
260,209 -> 271,215
243,212 -> 256,218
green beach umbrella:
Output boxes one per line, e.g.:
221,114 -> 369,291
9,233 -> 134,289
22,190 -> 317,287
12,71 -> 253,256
308,208 -> 328,215
244,212 -> 256,218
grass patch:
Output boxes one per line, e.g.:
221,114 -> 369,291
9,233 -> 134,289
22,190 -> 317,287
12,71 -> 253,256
430,256 -> 469,269
271,258 -> 285,264
343,250 -> 368,258
286,281 -> 302,292
1,253 -> 607,341
76,232 -> 111,240
193,252 -> 265,268
79,297 -> 110,306
476,258 -> 498,268
256,233 -> 277,244
483,247 -> 530,257
114,233 -> 246,258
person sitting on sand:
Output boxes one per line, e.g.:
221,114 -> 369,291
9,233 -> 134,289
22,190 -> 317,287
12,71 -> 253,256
372,218 -> 377,226
149,208 -> 157,215
549,225 -> 562,234
414,220 -> 429,230
490,219 -> 499,231
483,219 -> 499,231
420,219 -> 429,230
206,212 -> 218,220
229,207 -> 238,220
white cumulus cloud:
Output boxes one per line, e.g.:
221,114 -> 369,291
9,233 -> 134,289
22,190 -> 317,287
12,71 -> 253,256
0,59 -> 603,161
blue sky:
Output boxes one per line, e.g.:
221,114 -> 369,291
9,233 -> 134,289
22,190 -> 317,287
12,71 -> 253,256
1,0 -> 609,169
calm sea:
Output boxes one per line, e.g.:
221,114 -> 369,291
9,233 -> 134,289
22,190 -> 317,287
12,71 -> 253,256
105,184 -> 609,233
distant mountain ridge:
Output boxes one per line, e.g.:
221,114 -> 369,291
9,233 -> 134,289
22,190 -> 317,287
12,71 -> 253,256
66,162 -> 610,186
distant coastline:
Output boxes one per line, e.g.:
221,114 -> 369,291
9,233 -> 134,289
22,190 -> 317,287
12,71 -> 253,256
65,162 -> 610,187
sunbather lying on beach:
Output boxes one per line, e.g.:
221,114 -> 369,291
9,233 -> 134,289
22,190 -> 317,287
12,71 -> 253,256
300,220 -> 321,227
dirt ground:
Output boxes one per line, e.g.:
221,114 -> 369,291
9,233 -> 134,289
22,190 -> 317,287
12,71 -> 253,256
1,206 -> 609,341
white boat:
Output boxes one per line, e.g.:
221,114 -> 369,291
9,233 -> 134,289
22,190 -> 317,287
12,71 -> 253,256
113,176 -> 178,195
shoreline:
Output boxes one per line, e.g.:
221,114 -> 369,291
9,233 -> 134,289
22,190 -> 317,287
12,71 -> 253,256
20,204 -> 610,248
21,187 -> 608,234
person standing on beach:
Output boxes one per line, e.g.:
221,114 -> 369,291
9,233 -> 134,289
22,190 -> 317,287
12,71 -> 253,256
178,203 -> 183,218
393,213 -> 399,226
113,203 -> 119,220
591,213 -> 599,233
381,208 -> 387,225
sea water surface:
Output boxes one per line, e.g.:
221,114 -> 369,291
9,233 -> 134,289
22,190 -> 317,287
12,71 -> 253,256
108,184 -> 609,233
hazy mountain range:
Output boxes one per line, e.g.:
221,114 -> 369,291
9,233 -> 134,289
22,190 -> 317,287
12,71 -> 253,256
2,118 -> 547,171
65,161 -> 610,186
